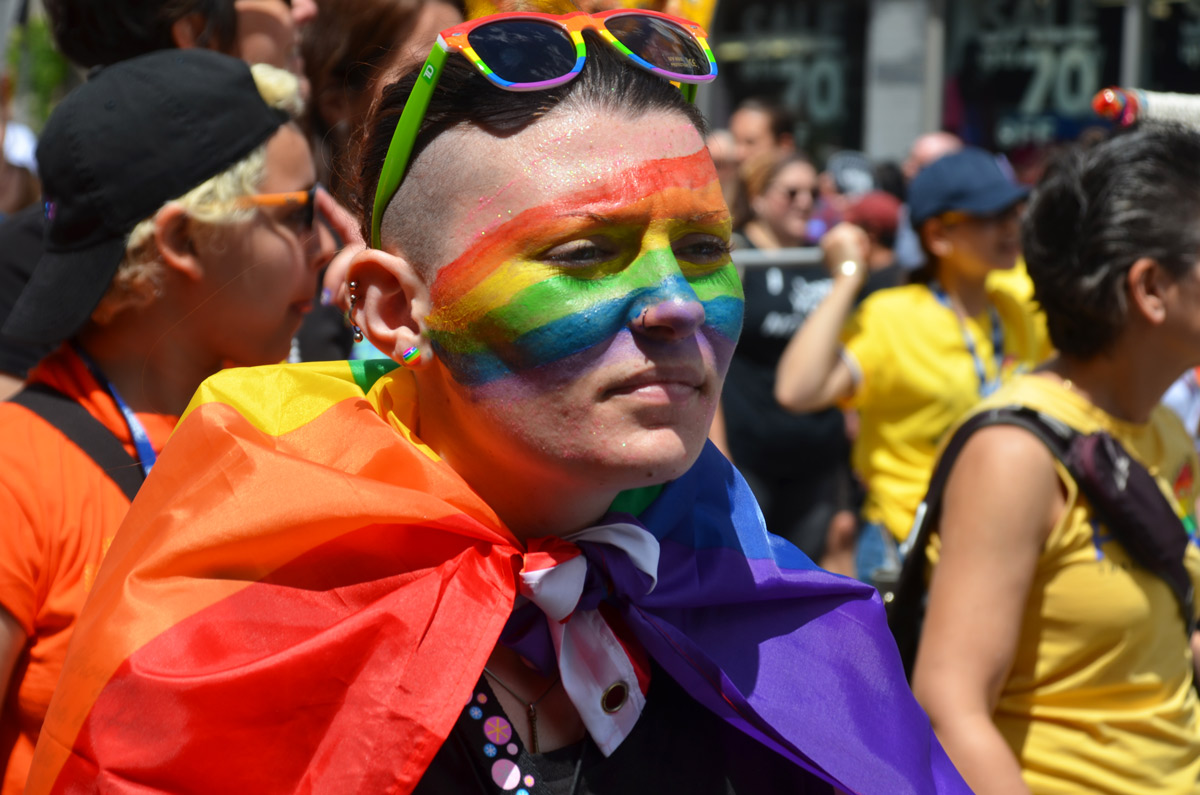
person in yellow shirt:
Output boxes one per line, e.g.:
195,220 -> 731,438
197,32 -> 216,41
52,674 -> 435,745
913,122 -> 1200,794
774,147 -> 1048,584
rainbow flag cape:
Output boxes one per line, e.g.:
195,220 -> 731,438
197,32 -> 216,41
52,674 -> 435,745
28,361 -> 967,794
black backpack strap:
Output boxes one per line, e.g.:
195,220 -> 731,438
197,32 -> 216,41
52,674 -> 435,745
886,406 -> 1076,677
1065,433 -> 1196,634
9,383 -> 145,502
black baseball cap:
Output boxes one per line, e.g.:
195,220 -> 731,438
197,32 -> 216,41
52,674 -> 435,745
2,49 -> 287,345
908,147 -> 1029,227
0,206 -> 55,375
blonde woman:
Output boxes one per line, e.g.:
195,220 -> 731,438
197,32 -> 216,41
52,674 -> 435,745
0,50 -> 325,791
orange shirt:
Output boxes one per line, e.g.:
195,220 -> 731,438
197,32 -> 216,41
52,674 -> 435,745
0,347 -> 175,793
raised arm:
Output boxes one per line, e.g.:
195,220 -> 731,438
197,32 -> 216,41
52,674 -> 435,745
911,425 -> 1064,795
774,223 -> 868,412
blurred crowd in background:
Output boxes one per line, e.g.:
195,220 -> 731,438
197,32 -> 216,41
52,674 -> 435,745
3,1 -> 1200,793
0,0 -> 1184,661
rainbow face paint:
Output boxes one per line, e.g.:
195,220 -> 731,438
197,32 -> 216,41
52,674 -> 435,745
425,149 -> 743,387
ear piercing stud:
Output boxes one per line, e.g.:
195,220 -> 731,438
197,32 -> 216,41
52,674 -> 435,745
348,280 -> 363,343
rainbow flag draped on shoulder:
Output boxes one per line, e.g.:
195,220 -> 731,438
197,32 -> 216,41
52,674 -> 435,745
28,361 -> 967,794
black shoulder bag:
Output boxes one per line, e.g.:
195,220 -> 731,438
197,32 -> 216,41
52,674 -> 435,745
886,405 -> 1196,680
9,383 -> 145,501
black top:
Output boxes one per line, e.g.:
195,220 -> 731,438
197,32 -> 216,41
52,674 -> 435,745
294,303 -> 354,362
413,663 -> 832,795
861,261 -> 904,299
723,244 -> 849,481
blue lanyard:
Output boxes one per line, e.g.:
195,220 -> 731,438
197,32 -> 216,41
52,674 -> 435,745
72,344 -> 157,477
930,283 -> 1005,397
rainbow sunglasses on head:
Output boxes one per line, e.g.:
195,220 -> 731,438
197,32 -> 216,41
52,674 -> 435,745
370,9 -> 718,248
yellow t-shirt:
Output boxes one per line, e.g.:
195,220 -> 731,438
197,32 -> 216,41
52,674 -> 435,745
988,258 -> 1055,364
942,375 -> 1200,794
841,281 -> 1047,540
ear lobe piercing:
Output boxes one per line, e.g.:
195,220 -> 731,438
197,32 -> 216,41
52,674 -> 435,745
347,279 -> 422,364
348,280 -> 363,343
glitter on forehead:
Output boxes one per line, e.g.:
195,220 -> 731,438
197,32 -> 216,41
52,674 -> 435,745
436,148 -> 721,301
456,116 -> 703,241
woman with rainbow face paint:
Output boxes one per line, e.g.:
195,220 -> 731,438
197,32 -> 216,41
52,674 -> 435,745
28,10 -> 968,795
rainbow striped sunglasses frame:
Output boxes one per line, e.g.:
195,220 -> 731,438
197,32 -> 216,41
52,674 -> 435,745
370,9 -> 718,248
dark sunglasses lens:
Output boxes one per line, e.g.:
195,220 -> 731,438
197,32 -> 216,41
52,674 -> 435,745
467,20 -> 577,83
604,16 -> 709,76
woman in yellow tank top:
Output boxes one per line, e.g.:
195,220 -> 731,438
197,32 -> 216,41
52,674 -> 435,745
913,123 -> 1200,794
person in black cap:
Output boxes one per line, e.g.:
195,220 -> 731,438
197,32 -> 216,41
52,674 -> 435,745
0,0 -> 343,385
0,1 -> 242,388
774,147 -> 1051,586
0,49 -> 321,791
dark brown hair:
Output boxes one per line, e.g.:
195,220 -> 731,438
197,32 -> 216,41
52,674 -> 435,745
356,31 -> 708,245
303,0 -> 465,131
303,0 -> 464,199
1023,122 -> 1200,358
44,0 -> 237,68
740,152 -> 813,202
732,98 -> 793,143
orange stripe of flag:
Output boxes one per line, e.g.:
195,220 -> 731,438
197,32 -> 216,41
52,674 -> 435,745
30,364 -> 520,791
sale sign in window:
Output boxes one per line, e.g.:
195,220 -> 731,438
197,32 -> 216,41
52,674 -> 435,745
943,0 -> 1123,153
